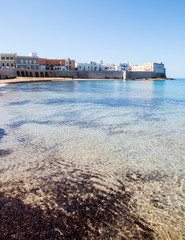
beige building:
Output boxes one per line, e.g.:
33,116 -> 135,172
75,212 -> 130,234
0,53 -> 17,68
132,62 -> 165,73
65,58 -> 75,70
143,62 -> 165,73
16,53 -> 39,69
131,64 -> 145,71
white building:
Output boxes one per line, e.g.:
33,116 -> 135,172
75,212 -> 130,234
104,65 -> 115,71
115,62 -> 129,71
77,61 -> 100,71
77,61 -> 116,71
77,60 -> 133,72
101,63 -> 115,71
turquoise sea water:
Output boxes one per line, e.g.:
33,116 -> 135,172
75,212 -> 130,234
0,79 -> 185,239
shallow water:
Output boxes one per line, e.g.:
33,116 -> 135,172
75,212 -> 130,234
0,79 -> 185,239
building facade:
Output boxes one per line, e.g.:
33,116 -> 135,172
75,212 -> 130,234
77,61 -> 116,71
16,53 -> 39,69
132,62 -> 165,73
131,64 -> 145,71
65,58 -> 75,70
0,53 -> 17,68
39,58 -> 75,70
39,58 -> 65,70
77,61 -> 131,71
102,64 -> 115,71
77,61 -> 100,71
77,60 -> 134,72
115,63 -> 129,71
144,62 -> 165,73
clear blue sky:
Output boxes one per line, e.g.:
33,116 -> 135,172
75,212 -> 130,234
1,0 -> 185,77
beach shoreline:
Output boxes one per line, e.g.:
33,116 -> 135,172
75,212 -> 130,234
0,77 -> 173,85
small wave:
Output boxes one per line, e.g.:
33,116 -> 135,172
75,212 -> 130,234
0,84 -> 8,88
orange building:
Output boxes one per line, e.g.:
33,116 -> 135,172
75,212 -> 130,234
39,58 -> 75,70
39,58 -> 65,70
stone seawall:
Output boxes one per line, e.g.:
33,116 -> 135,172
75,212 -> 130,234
56,70 -> 166,80
55,70 -> 124,79
125,71 -> 166,80
0,68 -> 16,79
0,68 -> 166,80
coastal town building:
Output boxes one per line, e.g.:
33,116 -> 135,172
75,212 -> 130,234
77,62 -> 116,71
65,58 -> 75,70
77,61 -> 132,72
144,62 -> 165,73
132,62 -> 165,73
0,53 -> 17,68
16,53 -> 39,69
39,58 -> 75,70
77,61 -> 99,71
115,62 -> 130,71
101,64 -> 115,71
131,64 -> 145,71
39,58 -> 65,70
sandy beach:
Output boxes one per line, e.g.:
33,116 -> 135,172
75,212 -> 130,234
0,77 -> 171,85
0,77 -> 121,85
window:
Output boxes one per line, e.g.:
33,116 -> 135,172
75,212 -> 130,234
34,66 -> 36,69
29,60 -> 32,64
34,60 -> 36,64
11,62 -> 13,67
2,62 -> 5,66
10,56 -> 13,60
25,60 -> 28,64
6,56 -> 9,60
2,56 -> 4,60
21,60 -> 24,64
7,62 -> 9,66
